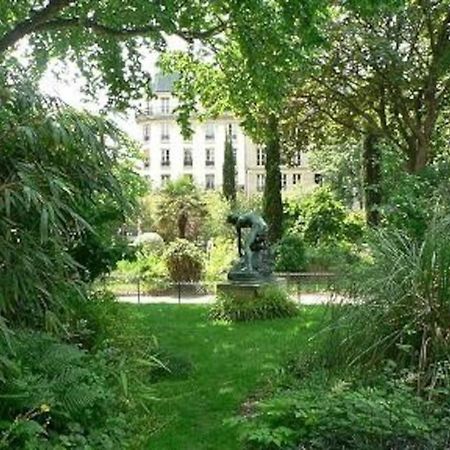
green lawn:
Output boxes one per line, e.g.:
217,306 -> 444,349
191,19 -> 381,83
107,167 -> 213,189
125,304 -> 325,450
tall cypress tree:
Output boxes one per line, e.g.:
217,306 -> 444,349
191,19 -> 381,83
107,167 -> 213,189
263,114 -> 283,243
222,126 -> 236,203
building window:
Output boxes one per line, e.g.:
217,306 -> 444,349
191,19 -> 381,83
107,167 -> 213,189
143,157 -> 150,169
161,148 -> 170,166
256,174 -> 266,192
184,148 -> 193,167
161,174 -> 170,186
205,174 -> 215,190
256,147 -> 266,166
281,173 -> 287,190
292,151 -> 301,166
161,122 -> 170,142
314,173 -> 323,185
205,123 -> 215,141
161,97 -> 170,114
143,124 -> 150,141
205,147 -> 215,166
292,173 -> 302,185
184,174 -> 193,181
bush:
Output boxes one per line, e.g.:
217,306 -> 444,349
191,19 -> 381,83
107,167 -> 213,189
204,237 -> 236,283
0,291 -> 167,449
210,286 -> 298,322
304,241 -> 359,272
237,377 -> 450,450
165,239 -> 204,282
274,233 -> 306,272
0,330 -> 127,448
309,214 -> 450,392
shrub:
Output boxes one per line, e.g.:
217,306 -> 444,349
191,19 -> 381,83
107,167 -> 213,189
274,233 -> 306,272
210,286 -> 298,322
204,237 -> 236,283
304,241 -> 359,272
312,214 -> 450,392
237,377 -> 450,450
0,330 -> 127,448
300,187 -> 348,244
165,239 -> 204,282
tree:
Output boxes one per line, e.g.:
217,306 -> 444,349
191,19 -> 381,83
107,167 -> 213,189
285,1 -> 450,173
155,177 -> 206,241
159,2 -> 327,241
222,127 -> 236,203
0,0 -> 226,108
263,114 -> 283,242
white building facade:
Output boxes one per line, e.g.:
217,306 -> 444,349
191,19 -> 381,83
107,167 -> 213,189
136,74 -> 321,194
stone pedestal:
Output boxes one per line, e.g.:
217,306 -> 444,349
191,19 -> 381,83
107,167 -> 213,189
217,278 -> 287,300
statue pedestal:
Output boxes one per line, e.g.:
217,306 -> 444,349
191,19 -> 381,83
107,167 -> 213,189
217,278 -> 287,300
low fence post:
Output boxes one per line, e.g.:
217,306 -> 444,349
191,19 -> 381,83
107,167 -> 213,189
177,282 -> 181,305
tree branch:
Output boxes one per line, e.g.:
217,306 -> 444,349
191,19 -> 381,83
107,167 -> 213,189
0,0 -> 72,54
0,2 -> 226,56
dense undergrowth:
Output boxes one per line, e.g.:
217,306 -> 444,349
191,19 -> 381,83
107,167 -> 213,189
235,213 -> 450,449
0,292 -> 166,449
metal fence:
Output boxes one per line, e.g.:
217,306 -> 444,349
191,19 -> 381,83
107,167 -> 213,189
99,272 -> 337,305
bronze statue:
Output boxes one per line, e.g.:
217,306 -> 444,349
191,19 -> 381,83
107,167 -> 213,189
227,212 -> 273,281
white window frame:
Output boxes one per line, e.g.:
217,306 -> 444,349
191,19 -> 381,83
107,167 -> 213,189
256,147 -> 266,167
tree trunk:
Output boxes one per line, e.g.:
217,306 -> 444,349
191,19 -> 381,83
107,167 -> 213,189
363,132 -> 382,227
406,134 -> 431,173
263,114 -> 283,242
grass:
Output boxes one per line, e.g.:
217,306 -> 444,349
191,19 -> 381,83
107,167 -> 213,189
124,304 -> 325,450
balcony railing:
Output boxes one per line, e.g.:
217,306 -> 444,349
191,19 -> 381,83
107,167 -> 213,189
161,160 -> 171,167
184,159 -> 193,167
142,107 -> 174,116
205,160 -> 215,167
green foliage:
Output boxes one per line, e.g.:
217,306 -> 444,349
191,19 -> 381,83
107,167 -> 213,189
300,187 -> 348,244
311,214 -> 450,392
0,1 -> 224,110
237,377 -> 450,450
113,247 -> 169,293
0,71 -> 138,326
204,237 -> 235,283
0,332 -> 125,448
223,131 -> 236,203
274,233 -> 306,272
305,241 -> 360,272
165,239 -> 204,282
200,191 -> 233,242
210,286 -> 298,322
